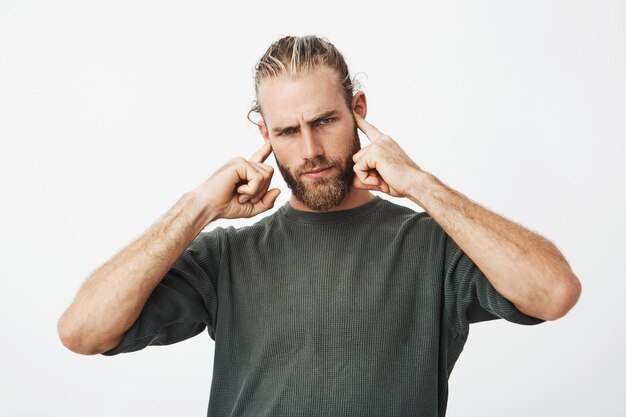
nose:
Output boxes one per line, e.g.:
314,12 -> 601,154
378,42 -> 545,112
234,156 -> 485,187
300,126 -> 324,161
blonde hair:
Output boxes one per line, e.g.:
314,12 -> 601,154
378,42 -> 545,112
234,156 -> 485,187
247,35 -> 360,125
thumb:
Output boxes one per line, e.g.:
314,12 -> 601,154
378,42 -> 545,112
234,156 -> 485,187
352,176 -> 378,191
251,188 -> 281,215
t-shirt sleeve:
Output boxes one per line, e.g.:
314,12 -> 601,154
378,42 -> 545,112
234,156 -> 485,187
441,227 -> 545,339
101,228 -> 224,356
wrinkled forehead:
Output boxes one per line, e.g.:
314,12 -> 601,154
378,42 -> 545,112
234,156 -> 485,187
257,66 -> 346,127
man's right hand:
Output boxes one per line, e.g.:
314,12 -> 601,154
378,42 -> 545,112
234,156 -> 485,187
193,140 -> 281,220
58,140 -> 281,355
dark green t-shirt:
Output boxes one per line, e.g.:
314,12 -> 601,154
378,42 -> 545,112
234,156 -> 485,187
102,196 -> 545,416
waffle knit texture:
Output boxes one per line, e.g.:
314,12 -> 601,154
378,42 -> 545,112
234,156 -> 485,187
102,196 -> 545,416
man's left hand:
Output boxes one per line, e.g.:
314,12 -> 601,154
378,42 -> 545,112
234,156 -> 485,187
352,111 -> 424,198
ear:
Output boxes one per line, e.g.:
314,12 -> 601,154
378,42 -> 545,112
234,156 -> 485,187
257,119 -> 270,142
352,91 -> 367,119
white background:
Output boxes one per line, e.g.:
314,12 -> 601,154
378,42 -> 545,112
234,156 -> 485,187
1,1 -> 624,416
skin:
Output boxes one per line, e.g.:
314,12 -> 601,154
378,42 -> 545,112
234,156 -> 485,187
58,64 -> 581,356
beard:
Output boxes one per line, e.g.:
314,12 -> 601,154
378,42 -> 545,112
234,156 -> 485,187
275,125 -> 361,212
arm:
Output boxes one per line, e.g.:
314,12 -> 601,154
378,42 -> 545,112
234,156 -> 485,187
350,111 -> 581,322
407,171 -> 581,321
57,141 -> 280,355
57,192 -> 215,355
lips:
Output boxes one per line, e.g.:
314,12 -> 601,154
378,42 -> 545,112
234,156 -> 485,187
301,166 -> 336,179
303,166 -> 331,174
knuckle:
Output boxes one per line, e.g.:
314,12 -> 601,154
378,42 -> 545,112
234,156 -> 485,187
248,167 -> 261,179
230,156 -> 246,166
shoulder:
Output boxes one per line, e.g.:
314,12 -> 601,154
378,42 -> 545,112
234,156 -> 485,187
184,213 -> 280,262
376,198 -> 441,234
372,199 -> 453,260
212,207 -> 282,244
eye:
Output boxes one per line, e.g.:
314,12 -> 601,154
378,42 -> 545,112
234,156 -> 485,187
317,117 -> 333,126
279,128 -> 296,136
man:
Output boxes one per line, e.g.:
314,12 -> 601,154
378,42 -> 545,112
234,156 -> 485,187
58,35 -> 581,416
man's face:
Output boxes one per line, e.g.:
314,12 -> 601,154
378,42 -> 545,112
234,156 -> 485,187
257,66 -> 362,211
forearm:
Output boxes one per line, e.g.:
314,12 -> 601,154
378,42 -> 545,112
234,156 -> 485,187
408,170 -> 581,321
57,191 -> 217,355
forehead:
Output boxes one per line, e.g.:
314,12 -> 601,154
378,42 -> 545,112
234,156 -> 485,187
257,66 -> 346,126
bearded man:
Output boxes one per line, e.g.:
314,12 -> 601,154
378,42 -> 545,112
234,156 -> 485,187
58,35 -> 581,417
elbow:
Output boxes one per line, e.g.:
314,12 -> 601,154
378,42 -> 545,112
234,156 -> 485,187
544,273 -> 582,321
57,313 -> 102,355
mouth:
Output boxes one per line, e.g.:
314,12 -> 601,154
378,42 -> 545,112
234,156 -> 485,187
302,166 -> 335,178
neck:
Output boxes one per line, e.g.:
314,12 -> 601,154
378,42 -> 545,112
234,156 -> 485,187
288,188 -> 375,213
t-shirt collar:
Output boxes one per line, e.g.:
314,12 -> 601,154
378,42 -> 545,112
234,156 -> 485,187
281,195 -> 385,224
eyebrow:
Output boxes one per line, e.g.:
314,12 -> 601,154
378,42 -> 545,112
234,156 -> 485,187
271,110 -> 339,134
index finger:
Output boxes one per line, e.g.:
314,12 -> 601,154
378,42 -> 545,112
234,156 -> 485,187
249,140 -> 273,163
353,111 -> 383,142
